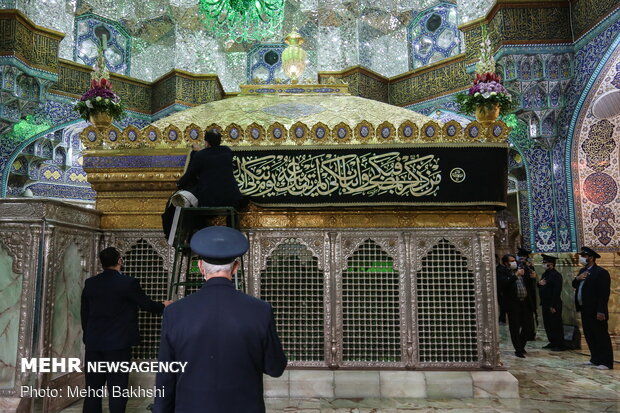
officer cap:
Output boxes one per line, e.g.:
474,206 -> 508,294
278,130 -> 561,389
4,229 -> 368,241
579,246 -> 600,259
541,254 -> 557,264
190,226 -> 249,265
517,246 -> 532,256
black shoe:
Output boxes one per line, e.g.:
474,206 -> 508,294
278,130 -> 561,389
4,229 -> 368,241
522,349 -> 527,354
515,352 -> 526,358
542,343 -> 553,349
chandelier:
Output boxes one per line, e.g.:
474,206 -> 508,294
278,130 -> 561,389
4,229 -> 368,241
198,0 -> 285,42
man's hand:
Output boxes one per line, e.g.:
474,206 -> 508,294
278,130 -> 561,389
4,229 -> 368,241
550,307 -> 556,314
191,143 -> 202,151
516,268 -> 525,277
596,312 -> 606,321
538,279 -> 547,286
163,300 -> 174,307
576,272 -> 588,281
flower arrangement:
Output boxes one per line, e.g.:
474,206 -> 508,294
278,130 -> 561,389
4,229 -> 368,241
455,25 -> 515,117
74,48 -> 125,122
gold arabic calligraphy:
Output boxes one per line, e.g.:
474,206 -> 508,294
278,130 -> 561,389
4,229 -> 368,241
234,152 -> 441,198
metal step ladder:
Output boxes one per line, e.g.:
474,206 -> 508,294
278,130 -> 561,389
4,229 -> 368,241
167,206 -> 242,299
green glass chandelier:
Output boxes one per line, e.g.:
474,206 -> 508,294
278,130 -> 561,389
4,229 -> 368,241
198,0 -> 285,42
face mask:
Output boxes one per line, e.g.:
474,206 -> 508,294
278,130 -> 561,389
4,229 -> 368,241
509,261 -> 517,270
579,256 -> 588,266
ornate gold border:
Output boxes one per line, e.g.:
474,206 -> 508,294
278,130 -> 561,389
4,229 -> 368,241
311,122 -> 331,142
80,120 -> 510,148
332,122 -> 353,143
245,122 -> 266,144
356,120 -> 375,142
184,123 -> 203,142
267,122 -> 288,144
290,121 -> 310,145
376,121 -> 396,141
163,125 -> 183,147
398,121 -> 418,142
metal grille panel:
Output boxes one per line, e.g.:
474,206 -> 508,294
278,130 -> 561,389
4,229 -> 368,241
416,239 -> 478,363
123,240 -> 167,360
260,240 -> 324,362
342,240 -> 401,363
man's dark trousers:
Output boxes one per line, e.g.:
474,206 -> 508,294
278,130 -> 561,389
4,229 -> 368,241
542,304 -> 564,348
581,315 -> 613,367
83,348 -> 131,413
507,299 -> 534,354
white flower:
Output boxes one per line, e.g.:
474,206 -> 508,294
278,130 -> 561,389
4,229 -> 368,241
85,100 -> 93,109
490,92 -> 497,96
96,96 -> 102,101
474,92 -> 481,97
104,98 -> 110,103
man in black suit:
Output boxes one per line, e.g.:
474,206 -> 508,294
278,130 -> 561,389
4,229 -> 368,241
81,247 -> 171,413
572,247 -> 613,370
516,247 -> 538,340
176,129 -> 242,209
154,226 -> 287,413
497,254 -> 536,358
538,254 -> 566,351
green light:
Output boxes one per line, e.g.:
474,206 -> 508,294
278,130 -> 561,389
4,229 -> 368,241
5,116 -> 50,145
199,0 -> 284,42
501,113 -> 519,129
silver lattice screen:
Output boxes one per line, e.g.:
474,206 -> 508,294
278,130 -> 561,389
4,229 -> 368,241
110,229 -> 498,369
122,239 -> 168,360
342,240 -> 401,364
416,239 -> 478,364
259,239 -> 325,363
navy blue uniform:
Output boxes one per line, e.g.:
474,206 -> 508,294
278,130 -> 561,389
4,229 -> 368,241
177,146 -> 242,208
538,268 -> 564,348
81,269 -> 164,413
154,278 -> 287,413
572,265 -> 613,368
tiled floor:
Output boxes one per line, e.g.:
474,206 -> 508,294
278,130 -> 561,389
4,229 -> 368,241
61,326 -> 619,412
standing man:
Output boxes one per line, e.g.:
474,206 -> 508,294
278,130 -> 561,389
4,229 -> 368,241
538,254 -> 566,351
154,226 -> 287,413
572,247 -> 613,370
498,254 -> 535,358
81,247 -> 172,413
517,247 -> 538,341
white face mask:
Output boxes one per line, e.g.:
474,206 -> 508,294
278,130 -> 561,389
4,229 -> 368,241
509,261 -> 518,270
579,256 -> 588,266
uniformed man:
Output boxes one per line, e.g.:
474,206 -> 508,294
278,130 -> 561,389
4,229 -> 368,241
154,226 -> 288,412
537,254 -> 566,351
81,247 -> 171,413
572,247 -> 613,370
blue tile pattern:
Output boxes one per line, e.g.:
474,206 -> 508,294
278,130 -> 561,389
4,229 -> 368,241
74,13 -> 131,75
407,3 -> 461,70
246,44 -> 285,84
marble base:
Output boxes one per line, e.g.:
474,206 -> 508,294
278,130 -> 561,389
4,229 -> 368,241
0,397 -> 21,411
265,370 -> 519,399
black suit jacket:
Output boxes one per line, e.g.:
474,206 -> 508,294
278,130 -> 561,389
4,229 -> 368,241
154,277 -> 287,413
81,269 -> 164,351
538,268 -> 563,309
177,146 -> 242,208
497,264 -> 536,311
572,264 -> 611,318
